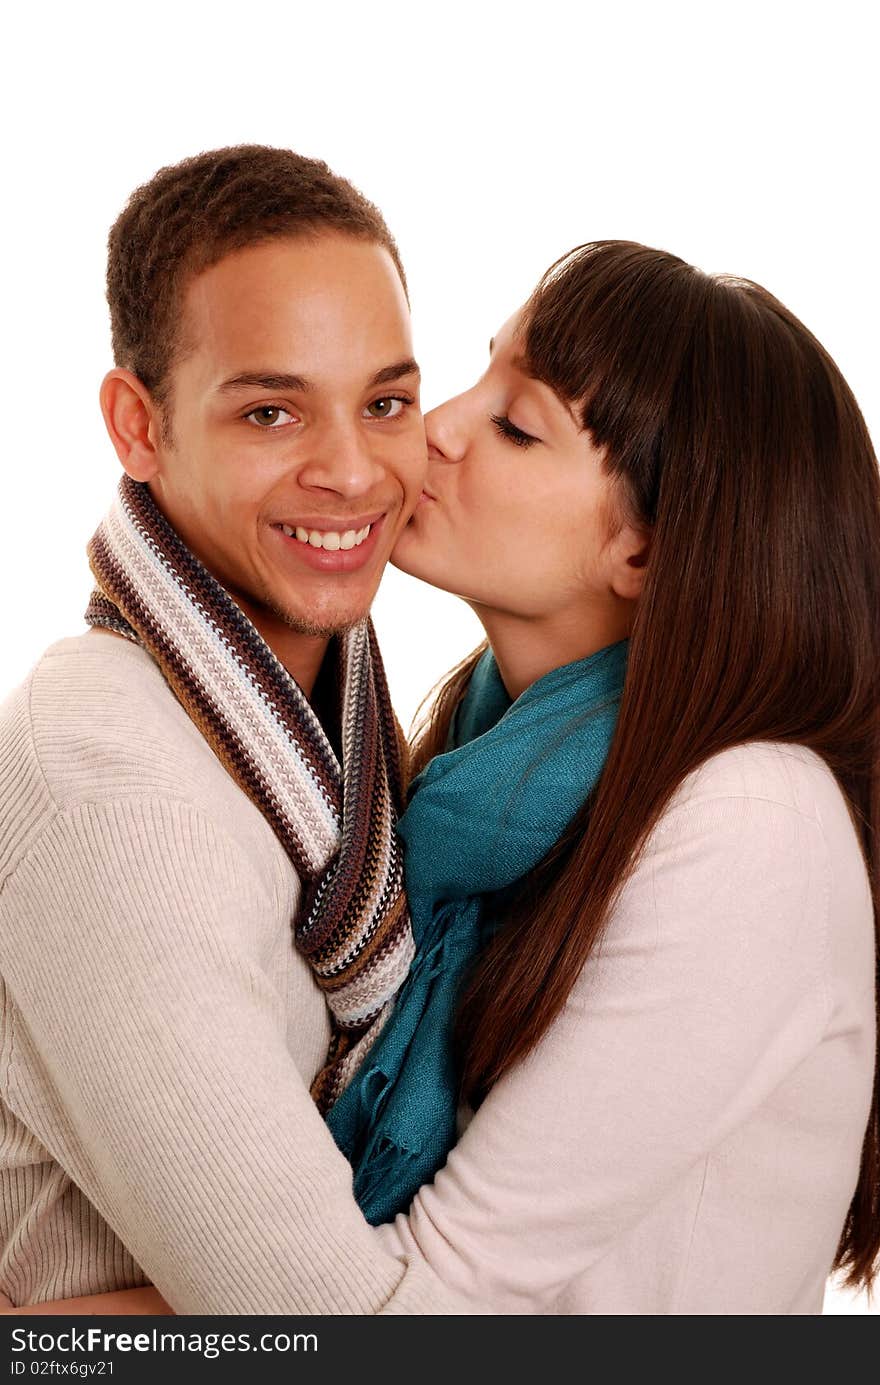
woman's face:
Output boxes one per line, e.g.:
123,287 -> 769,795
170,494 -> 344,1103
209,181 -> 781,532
392,312 -> 638,629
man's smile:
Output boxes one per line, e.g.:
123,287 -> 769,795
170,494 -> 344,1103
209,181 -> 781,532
269,512 -> 387,572
278,523 -> 373,551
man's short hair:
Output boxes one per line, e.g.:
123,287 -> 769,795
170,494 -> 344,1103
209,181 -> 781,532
107,144 -> 407,421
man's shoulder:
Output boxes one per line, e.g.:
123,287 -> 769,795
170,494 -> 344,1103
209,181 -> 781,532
1,630 -> 300,935
25,627 -> 169,711
0,629 -> 234,816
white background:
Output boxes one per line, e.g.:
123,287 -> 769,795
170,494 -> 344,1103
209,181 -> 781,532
2,0 -> 876,1313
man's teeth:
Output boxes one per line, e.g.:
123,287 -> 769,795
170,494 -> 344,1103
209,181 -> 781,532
280,523 -> 372,551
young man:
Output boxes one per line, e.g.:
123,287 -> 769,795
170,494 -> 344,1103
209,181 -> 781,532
0,147 -> 456,1314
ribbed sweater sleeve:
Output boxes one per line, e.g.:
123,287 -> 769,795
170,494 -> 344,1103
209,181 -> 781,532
0,795 -> 460,1314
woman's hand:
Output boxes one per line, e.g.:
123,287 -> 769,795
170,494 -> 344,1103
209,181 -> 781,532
0,1287 -> 171,1315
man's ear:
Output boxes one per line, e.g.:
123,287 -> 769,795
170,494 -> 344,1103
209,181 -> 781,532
609,522 -> 652,602
99,369 -> 164,482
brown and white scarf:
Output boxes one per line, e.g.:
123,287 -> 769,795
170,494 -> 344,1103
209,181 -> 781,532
86,476 -> 415,1111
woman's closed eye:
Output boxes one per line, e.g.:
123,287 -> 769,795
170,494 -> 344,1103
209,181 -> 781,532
490,413 -> 540,449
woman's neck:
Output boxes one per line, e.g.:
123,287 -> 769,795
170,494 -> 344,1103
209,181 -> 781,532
473,603 -> 633,701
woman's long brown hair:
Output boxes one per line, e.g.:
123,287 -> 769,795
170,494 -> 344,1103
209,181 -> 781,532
410,242 -> 880,1290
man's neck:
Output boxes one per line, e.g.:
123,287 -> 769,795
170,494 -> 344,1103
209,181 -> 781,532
87,617 -> 329,700
268,629 -> 329,701
238,604 -> 330,700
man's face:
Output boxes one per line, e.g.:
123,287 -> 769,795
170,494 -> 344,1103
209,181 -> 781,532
147,233 -> 426,640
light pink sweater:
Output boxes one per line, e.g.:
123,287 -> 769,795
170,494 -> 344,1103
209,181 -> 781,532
0,632 -> 875,1313
384,737 -> 876,1313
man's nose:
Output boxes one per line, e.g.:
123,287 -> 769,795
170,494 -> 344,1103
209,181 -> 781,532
296,419 -> 388,497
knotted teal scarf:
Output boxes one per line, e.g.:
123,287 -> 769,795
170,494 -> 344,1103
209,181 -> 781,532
327,638 -> 628,1223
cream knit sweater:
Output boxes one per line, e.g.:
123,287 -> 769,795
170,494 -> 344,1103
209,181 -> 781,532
0,631 -> 875,1314
0,632 -> 459,1313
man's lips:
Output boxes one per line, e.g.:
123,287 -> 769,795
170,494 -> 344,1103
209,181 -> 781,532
269,513 -> 387,572
270,510 -> 387,531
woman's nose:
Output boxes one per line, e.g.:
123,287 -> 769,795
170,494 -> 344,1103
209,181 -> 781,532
424,396 -> 471,464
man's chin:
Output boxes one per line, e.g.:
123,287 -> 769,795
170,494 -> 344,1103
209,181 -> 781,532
265,592 -> 373,640
229,573 -> 378,642
266,606 -> 363,640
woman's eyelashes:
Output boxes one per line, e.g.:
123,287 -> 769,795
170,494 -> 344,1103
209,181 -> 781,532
490,413 -> 540,449
244,395 -> 414,429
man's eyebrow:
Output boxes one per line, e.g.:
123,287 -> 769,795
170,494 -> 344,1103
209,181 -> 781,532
367,358 -> 420,388
215,359 -> 420,395
217,372 -> 310,394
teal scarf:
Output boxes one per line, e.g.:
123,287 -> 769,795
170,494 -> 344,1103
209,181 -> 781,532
327,639 -> 628,1223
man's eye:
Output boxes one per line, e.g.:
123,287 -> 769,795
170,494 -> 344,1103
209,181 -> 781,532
365,397 -> 407,420
244,405 -> 296,428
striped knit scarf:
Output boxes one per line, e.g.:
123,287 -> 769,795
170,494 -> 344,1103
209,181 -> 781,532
85,476 -> 415,1111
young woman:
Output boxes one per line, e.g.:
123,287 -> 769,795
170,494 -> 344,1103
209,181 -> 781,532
8,240 -> 878,1315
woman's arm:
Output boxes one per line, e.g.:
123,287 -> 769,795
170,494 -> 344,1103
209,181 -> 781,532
1,1288 -> 169,1315
379,780 -> 841,1310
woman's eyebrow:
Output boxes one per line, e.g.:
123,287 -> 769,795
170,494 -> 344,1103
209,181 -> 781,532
511,356 -> 580,426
